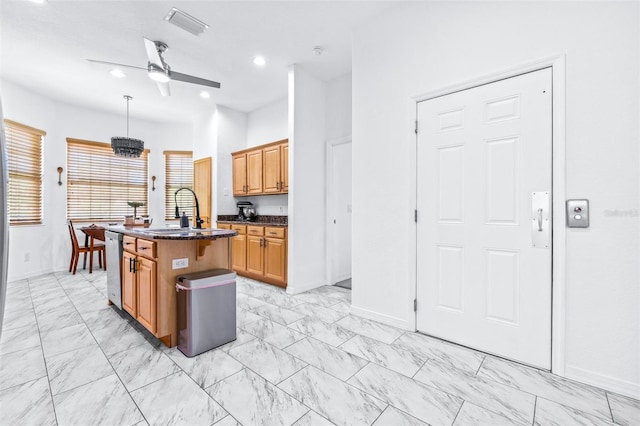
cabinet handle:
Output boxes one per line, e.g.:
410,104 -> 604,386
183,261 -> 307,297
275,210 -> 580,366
129,257 -> 133,272
259,239 -> 263,247
280,181 -> 284,191
269,231 -> 277,235
276,181 -> 280,190
132,259 -> 137,273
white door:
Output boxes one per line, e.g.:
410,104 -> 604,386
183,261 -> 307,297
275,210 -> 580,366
416,69 -> 552,369
330,141 -> 352,284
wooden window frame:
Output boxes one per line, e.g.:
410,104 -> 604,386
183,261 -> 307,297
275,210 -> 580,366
4,119 -> 45,226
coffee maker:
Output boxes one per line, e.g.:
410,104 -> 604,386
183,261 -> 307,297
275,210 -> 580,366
236,201 -> 255,221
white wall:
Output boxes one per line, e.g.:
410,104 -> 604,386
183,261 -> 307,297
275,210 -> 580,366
215,106 -> 248,215
351,1 -> 639,397
2,80 -> 193,280
287,65 -> 327,294
325,73 -> 352,142
246,97 -> 288,148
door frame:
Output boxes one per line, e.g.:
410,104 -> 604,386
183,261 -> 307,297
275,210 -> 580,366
410,55 -> 567,375
325,136 -> 353,286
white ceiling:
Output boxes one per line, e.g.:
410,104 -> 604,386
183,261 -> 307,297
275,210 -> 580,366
1,0 -> 396,123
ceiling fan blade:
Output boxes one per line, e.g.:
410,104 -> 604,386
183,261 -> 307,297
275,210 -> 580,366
143,37 -> 165,68
86,59 -> 146,71
170,71 -> 221,89
155,80 -> 171,97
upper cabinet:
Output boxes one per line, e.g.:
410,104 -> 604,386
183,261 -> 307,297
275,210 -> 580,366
233,139 -> 288,197
232,150 -> 263,196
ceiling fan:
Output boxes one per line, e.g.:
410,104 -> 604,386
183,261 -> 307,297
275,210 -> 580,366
87,38 -> 221,96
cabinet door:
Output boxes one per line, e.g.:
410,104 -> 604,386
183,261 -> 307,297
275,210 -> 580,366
122,251 -> 137,317
232,153 -> 247,196
246,235 -> 264,275
262,145 -> 281,193
231,234 -> 247,272
281,143 -> 289,192
264,237 -> 286,284
246,150 -> 263,194
136,257 -> 157,334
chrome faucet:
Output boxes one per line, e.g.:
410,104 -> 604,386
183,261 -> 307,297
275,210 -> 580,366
174,187 -> 203,229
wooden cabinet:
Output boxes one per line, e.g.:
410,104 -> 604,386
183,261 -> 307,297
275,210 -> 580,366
224,223 -> 287,287
232,150 -> 263,195
264,227 -> 287,283
230,224 -> 247,272
232,139 -> 287,196
122,235 -> 157,334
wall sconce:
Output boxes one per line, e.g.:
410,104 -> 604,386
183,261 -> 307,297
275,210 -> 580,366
57,167 -> 63,186
151,176 -> 156,191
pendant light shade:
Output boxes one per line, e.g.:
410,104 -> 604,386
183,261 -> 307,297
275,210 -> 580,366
111,95 -> 144,158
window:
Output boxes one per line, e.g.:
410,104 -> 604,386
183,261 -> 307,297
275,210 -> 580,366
4,119 -> 45,226
67,138 -> 149,221
164,151 -> 193,220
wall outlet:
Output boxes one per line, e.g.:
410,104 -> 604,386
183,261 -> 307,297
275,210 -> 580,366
24,252 -> 30,262
172,258 -> 189,269
223,188 -> 229,196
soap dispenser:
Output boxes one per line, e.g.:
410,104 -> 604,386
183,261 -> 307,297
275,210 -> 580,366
180,211 -> 189,228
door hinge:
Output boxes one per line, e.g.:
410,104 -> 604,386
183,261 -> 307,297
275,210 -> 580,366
414,299 -> 417,312
414,120 -> 418,134
414,209 -> 418,223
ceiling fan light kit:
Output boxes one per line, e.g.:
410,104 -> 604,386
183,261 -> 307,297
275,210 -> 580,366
111,95 -> 144,158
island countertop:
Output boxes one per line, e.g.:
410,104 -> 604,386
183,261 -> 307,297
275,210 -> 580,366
107,225 -> 237,240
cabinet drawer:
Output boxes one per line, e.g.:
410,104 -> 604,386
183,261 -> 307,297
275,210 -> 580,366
264,227 -> 285,239
136,238 -> 156,259
123,235 -> 136,253
247,226 -> 264,236
231,224 -> 247,234
217,223 -> 231,230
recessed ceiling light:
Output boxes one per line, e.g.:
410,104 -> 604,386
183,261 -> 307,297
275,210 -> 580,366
110,69 -> 126,78
27,0 -> 47,4
200,91 -> 210,99
253,56 -> 266,66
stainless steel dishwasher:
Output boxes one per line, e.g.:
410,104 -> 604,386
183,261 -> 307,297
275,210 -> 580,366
105,230 -> 123,309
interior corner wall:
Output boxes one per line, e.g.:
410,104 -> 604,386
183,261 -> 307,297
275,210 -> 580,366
287,65 -> 327,294
211,106 -> 247,216
2,79 -> 193,281
351,1 -> 639,397
325,72 -> 352,141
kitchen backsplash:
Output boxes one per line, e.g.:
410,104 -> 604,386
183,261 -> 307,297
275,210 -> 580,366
217,215 -> 288,225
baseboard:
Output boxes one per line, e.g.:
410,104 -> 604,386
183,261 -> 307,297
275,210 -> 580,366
286,279 -> 325,295
7,267 -> 55,282
350,304 -> 412,331
565,364 -> 640,399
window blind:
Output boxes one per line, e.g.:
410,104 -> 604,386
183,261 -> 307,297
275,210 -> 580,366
67,138 -> 149,221
164,150 -> 193,220
4,119 -> 45,226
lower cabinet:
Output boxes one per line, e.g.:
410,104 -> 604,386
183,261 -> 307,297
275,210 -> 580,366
218,222 -> 287,287
122,236 -> 157,334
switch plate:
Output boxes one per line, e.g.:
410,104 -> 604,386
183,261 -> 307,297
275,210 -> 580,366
566,199 -> 590,228
172,258 -> 189,269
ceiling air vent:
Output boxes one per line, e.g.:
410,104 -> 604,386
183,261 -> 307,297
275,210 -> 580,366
164,7 -> 209,36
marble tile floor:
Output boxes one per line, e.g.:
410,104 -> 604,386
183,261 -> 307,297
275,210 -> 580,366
1,270 -> 638,426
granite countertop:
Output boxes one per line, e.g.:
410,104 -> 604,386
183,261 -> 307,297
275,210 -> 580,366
108,225 -> 237,240
217,215 -> 288,227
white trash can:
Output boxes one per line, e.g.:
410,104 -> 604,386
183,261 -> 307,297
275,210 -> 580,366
176,269 -> 236,357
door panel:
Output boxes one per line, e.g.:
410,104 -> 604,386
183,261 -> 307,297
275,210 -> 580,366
232,154 -> 247,195
416,68 -> 552,369
246,236 -> 263,275
263,145 -> 281,193
330,142 -> 352,284
136,257 -> 156,334
122,251 -> 137,317
193,157 -> 212,226
247,150 -> 263,194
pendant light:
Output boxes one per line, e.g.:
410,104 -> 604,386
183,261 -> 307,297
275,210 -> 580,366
111,95 -> 144,158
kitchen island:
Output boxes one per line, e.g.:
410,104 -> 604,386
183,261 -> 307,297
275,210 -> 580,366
108,226 -> 237,347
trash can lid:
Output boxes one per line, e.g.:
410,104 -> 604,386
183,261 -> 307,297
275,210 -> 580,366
176,269 -> 236,288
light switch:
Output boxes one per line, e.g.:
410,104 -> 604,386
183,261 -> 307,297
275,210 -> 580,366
566,199 -> 589,228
